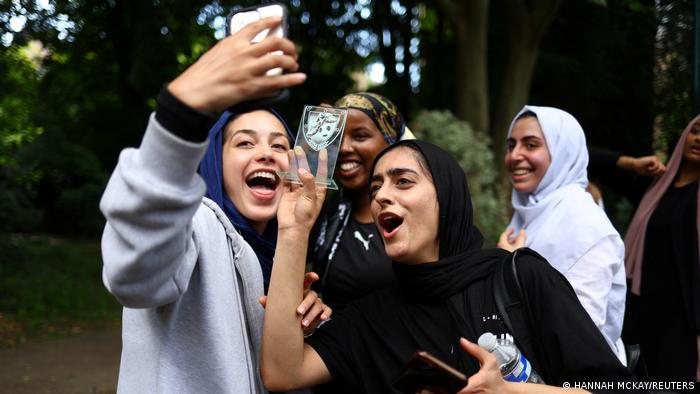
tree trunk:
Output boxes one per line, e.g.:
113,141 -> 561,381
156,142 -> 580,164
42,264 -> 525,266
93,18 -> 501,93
490,0 -> 561,160
440,0 -> 490,134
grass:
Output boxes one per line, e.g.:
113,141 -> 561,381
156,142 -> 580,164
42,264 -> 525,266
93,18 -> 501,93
0,234 -> 121,347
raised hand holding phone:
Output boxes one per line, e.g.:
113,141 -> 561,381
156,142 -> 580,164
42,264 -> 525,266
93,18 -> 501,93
228,3 -> 287,76
168,12 -> 303,113
225,3 -> 291,110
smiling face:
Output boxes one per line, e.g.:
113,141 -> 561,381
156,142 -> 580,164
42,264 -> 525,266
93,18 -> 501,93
505,115 -> 552,194
370,147 -> 440,264
336,109 -> 390,191
683,119 -> 700,165
222,110 -> 291,234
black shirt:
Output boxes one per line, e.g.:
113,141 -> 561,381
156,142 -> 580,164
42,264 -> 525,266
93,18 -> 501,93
306,255 -> 629,393
320,218 -> 395,311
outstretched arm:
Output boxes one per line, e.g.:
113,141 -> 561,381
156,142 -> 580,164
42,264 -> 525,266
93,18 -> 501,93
616,155 -> 666,178
261,150 -> 332,391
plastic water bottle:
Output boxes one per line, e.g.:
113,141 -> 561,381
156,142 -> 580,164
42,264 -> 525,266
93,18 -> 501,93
477,332 -> 544,384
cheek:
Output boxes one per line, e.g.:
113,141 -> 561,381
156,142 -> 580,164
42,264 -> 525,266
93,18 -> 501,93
538,153 -> 552,173
369,199 -> 380,219
277,153 -> 290,171
222,151 -> 248,189
362,141 -> 389,162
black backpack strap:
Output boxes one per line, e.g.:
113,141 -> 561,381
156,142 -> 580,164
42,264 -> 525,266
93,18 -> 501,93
492,249 -> 541,374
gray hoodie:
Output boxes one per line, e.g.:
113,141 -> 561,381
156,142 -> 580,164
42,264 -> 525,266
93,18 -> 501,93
100,114 -> 266,393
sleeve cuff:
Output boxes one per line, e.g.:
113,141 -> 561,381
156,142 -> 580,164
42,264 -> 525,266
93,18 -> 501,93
155,85 -> 217,143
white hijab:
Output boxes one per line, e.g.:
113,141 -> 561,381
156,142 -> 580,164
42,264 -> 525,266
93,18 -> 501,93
507,105 -> 618,272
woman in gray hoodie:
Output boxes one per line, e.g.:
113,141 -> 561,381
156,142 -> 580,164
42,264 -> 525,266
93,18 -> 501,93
100,16 -> 327,393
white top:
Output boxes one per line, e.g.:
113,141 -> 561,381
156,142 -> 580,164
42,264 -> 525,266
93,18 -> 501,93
507,106 -> 626,364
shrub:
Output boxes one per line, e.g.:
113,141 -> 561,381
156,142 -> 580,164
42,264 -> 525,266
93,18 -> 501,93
411,110 -> 508,244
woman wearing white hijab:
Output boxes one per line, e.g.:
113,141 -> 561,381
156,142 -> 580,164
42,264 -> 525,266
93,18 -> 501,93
498,105 -> 627,364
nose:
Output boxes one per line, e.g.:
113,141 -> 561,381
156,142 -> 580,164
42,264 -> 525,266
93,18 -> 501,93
255,144 -> 275,163
506,144 -> 524,163
373,184 -> 394,207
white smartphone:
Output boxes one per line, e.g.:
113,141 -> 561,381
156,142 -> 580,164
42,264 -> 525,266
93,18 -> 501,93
227,3 -> 288,76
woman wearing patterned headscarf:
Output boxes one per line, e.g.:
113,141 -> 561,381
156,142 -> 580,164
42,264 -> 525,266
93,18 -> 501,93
310,92 -> 415,312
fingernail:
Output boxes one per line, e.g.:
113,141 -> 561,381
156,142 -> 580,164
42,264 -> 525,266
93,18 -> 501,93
297,306 -> 305,314
302,319 -> 309,327
298,168 -> 309,176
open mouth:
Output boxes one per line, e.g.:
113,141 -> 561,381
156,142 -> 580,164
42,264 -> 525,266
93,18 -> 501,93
245,170 -> 280,192
378,212 -> 404,237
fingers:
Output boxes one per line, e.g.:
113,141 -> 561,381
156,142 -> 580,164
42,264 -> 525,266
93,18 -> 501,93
295,147 -> 318,204
459,338 -> 497,368
301,297 -> 325,328
497,231 -> 509,247
650,160 -> 666,176
249,51 -> 300,75
284,150 -> 301,191
251,35 -> 298,60
316,148 -> 329,185
259,295 -> 267,308
294,146 -> 311,173
228,72 -> 306,105
514,229 -> 526,246
497,228 -> 515,251
237,15 -> 283,42
296,289 -> 318,315
303,272 -> 320,291
320,304 -> 332,321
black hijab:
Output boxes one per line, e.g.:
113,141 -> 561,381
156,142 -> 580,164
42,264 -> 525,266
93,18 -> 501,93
369,140 -> 506,302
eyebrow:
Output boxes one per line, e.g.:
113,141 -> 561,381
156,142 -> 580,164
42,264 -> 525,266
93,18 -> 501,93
231,129 -> 257,138
508,135 -> 544,142
371,167 -> 419,182
231,129 -> 289,141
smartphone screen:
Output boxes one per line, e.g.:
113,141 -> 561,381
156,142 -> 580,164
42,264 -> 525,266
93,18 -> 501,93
228,3 -> 287,76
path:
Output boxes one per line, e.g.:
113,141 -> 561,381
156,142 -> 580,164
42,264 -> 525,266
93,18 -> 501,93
0,327 -> 121,394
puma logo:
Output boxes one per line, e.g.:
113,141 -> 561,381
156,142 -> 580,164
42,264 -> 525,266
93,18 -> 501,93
354,231 -> 373,251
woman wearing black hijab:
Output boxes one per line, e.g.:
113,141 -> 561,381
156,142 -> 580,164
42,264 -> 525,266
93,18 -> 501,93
262,141 -> 630,393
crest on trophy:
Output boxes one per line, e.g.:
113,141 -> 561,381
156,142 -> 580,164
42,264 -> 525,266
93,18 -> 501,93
303,109 -> 343,151
277,105 -> 347,190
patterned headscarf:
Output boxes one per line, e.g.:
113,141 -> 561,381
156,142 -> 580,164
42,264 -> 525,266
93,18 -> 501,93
334,92 -> 413,144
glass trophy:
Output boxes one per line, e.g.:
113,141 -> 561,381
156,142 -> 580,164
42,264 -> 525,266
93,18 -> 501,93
278,105 -> 347,190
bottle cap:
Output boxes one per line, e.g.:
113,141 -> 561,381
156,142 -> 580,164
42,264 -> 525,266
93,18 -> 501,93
477,332 -> 497,351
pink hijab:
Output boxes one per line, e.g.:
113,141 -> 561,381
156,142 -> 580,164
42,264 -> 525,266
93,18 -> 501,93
624,114 -> 700,294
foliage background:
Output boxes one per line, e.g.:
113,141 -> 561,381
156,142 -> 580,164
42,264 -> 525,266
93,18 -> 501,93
0,0 -> 695,341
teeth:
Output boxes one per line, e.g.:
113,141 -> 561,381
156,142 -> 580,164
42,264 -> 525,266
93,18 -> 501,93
249,171 -> 275,180
512,169 -> 530,175
340,162 -> 361,171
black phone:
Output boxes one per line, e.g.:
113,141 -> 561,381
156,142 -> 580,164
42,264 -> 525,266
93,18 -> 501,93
225,2 -> 290,111
393,351 -> 468,394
